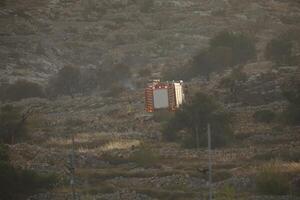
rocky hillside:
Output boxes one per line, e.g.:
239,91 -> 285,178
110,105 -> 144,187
0,0 -> 299,84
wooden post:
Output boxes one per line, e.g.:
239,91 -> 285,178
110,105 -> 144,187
71,133 -> 76,200
208,123 -> 212,200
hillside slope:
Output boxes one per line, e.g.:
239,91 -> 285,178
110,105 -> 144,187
0,0 -> 299,84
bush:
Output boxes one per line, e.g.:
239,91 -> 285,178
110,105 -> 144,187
0,144 -> 58,200
0,105 -> 28,144
139,0 -> 154,13
129,147 -> 160,167
47,66 -> 81,98
265,30 -> 300,66
0,80 -> 44,102
163,93 -> 233,149
255,161 -> 290,195
265,37 -> 293,66
153,110 -> 174,123
253,110 -> 276,123
188,31 -> 256,80
254,150 -> 300,162
281,75 -> 300,125
215,185 -> 237,200
0,0 -> 6,7
105,83 -> 124,97
210,31 -> 256,66
0,144 -> 9,162
138,68 -> 151,77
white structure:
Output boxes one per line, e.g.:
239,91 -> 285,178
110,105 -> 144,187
145,80 -> 185,112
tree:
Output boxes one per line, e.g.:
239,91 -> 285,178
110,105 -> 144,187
139,0 -> 154,13
96,64 -> 132,90
111,64 -> 131,82
0,105 -> 30,144
265,36 -> 293,66
163,93 -> 233,149
0,144 -> 57,200
0,0 -> 6,7
192,46 -> 233,80
0,80 -> 44,102
49,66 -> 81,98
281,75 -> 300,125
190,31 -> 255,81
210,31 -> 256,66
220,67 -> 247,102
138,68 -> 151,77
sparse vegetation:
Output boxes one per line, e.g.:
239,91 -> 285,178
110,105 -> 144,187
255,161 -> 290,195
0,1 -> 299,199
138,68 -> 151,77
129,147 -> 160,167
215,185 -> 238,200
254,150 -> 300,162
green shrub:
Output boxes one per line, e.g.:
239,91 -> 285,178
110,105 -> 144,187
138,68 -> 151,77
213,171 -> 233,182
209,31 -> 256,66
0,0 -> 6,7
47,66 -> 81,98
281,75 -> 300,125
0,144 -> 9,161
129,147 -> 160,167
255,162 -> 290,195
153,110 -> 174,123
101,153 -> 129,165
105,83 -> 124,97
0,144 -> 58,200
188,31 -> 256,80
0,105 -> 28,144
253,110 -> 276,123
254,150 -> 300,162
265,30 -> 300,66
215,185 -> 238,200
139,0 -> 154,13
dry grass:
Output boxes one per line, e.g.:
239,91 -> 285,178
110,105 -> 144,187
255,160 -> 300,195
45,132 -> 141,153
101,139 -> 141,151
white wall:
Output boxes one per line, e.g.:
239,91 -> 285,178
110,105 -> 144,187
153,88 -> 169,109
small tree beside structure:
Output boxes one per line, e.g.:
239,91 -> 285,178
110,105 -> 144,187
163,93 -> 233,149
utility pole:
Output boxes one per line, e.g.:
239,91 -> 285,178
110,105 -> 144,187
208,123 -> 212,200
70,133 -> 76,200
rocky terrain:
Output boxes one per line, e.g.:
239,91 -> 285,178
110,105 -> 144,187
1,0 -> 300,199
